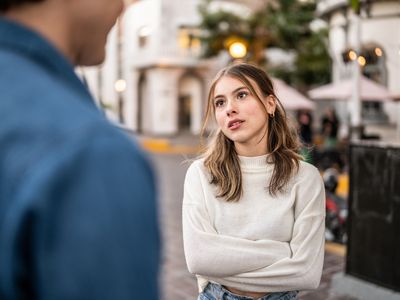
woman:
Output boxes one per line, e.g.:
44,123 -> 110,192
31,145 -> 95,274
182,63 -> 325,300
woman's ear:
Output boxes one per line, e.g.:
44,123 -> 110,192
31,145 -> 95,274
265,95 -> 276,115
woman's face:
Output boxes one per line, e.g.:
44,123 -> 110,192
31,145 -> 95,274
212,75 -> 275,156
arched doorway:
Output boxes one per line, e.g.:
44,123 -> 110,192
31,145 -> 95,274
178,73 -> 203,134
179,94 -> 192,130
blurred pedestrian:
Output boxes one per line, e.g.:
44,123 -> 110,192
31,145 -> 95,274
182,63 -> 325,300
297,110 -> 314,163
321,107 -> 340,148
297,110 -> 313,145
0,1 -> 159,300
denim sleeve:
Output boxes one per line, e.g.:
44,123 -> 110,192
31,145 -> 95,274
2,133 -> 160,300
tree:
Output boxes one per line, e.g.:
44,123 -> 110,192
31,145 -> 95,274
198,0 -> 331,88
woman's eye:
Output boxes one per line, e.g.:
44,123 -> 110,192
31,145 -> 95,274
237,91 -> 248,99
215,99 -> 225,107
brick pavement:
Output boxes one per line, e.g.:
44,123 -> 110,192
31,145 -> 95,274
152,153 -> 357,300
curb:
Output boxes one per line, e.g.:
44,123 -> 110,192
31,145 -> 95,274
325,242 -> 346,257
140,138 -> 202,154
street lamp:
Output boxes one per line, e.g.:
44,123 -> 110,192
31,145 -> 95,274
349,50 -> 357,61
115,79 -> 126,93
229,42 -> 247,59
115,14 -> 125,124
374,47 -> 383,57
357,55 -> 366,66
349,12 -> 362,140
225,37 -> 248,61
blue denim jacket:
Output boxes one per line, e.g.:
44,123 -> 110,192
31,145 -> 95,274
0,18 -> 160,300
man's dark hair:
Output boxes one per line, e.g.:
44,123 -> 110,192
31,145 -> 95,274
0,0 -> 45,12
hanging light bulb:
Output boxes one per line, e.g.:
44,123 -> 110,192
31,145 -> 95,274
358,56 -> 366,66
374,47 -> 383,57
349,50 -> 357,61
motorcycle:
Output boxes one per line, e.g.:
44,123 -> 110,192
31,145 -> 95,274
323,168 -> 348,244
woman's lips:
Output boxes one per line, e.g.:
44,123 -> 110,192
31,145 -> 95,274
228,120 -> 244,130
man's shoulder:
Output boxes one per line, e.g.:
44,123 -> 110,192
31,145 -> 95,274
21,123 -> 149,197
0,47 -> 50,83
0,42 -> 148,178
0,48 -> 103,135
50,119 -> 144,165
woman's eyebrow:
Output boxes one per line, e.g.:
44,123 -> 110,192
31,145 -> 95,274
214,86 -> 248,99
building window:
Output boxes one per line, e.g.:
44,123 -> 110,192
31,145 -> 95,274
138,25 -> 151,48
178,26 -> 201,54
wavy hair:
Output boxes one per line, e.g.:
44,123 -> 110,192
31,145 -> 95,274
201,63 -> 302,201
0,0 -> 44,12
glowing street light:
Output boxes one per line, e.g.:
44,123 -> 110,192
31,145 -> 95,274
374,47 -> 383,57
228,41 -> 247,59
349,50 -> 357,61
357,55 -> 366,66
114,79 -> 127,93
224,36 -> 248,60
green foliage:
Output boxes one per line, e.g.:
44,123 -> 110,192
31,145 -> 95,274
198,1 -> 255,58
349,0 -> 360,14
198,0 -> 331,88
257,0 -> 315,49
295,29 -> 331,86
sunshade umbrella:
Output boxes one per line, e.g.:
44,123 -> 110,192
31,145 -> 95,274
308,75 -> 399,102
272,78 -> 315,110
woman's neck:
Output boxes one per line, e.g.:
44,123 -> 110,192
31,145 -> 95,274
234,143 -> 268,157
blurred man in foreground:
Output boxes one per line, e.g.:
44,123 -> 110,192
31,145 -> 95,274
0,0 -> 160,299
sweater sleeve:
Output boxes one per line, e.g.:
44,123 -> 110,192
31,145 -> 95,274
207,165 -> 326,292
182,162 -> 291,277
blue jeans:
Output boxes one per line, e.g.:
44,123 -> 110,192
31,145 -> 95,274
198,282 -> 298,300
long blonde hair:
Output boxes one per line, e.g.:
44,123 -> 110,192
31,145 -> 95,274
202,63 -> 301,201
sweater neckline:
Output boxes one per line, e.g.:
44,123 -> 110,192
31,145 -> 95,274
238,154 -> 272,169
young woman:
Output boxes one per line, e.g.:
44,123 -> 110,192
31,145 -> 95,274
182,63 -> 325,300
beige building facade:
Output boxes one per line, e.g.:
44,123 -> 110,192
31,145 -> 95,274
82,0 -> 257,136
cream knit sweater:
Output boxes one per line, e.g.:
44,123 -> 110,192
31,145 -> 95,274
182,155 -> 325,293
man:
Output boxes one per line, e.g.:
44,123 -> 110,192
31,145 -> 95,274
0,0 -> 160,299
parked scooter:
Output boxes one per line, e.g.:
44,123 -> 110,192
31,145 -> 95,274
323,168 -> 348,244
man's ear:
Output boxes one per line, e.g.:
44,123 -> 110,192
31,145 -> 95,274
265,95 -> 276,115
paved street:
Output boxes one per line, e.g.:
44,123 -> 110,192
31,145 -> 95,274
150,153 -> 357,300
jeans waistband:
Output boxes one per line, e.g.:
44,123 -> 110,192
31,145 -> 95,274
203,282 -> 298,300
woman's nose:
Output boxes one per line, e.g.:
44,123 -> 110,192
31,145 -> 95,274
225,100 -> 237,116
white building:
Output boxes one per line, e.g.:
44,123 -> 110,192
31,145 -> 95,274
81,0 -> 400,136
316,0 -> 400,126
82,0 -> 259,136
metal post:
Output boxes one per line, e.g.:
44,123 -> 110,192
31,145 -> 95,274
350,13 -> 362,140
116,18 -> 124,124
